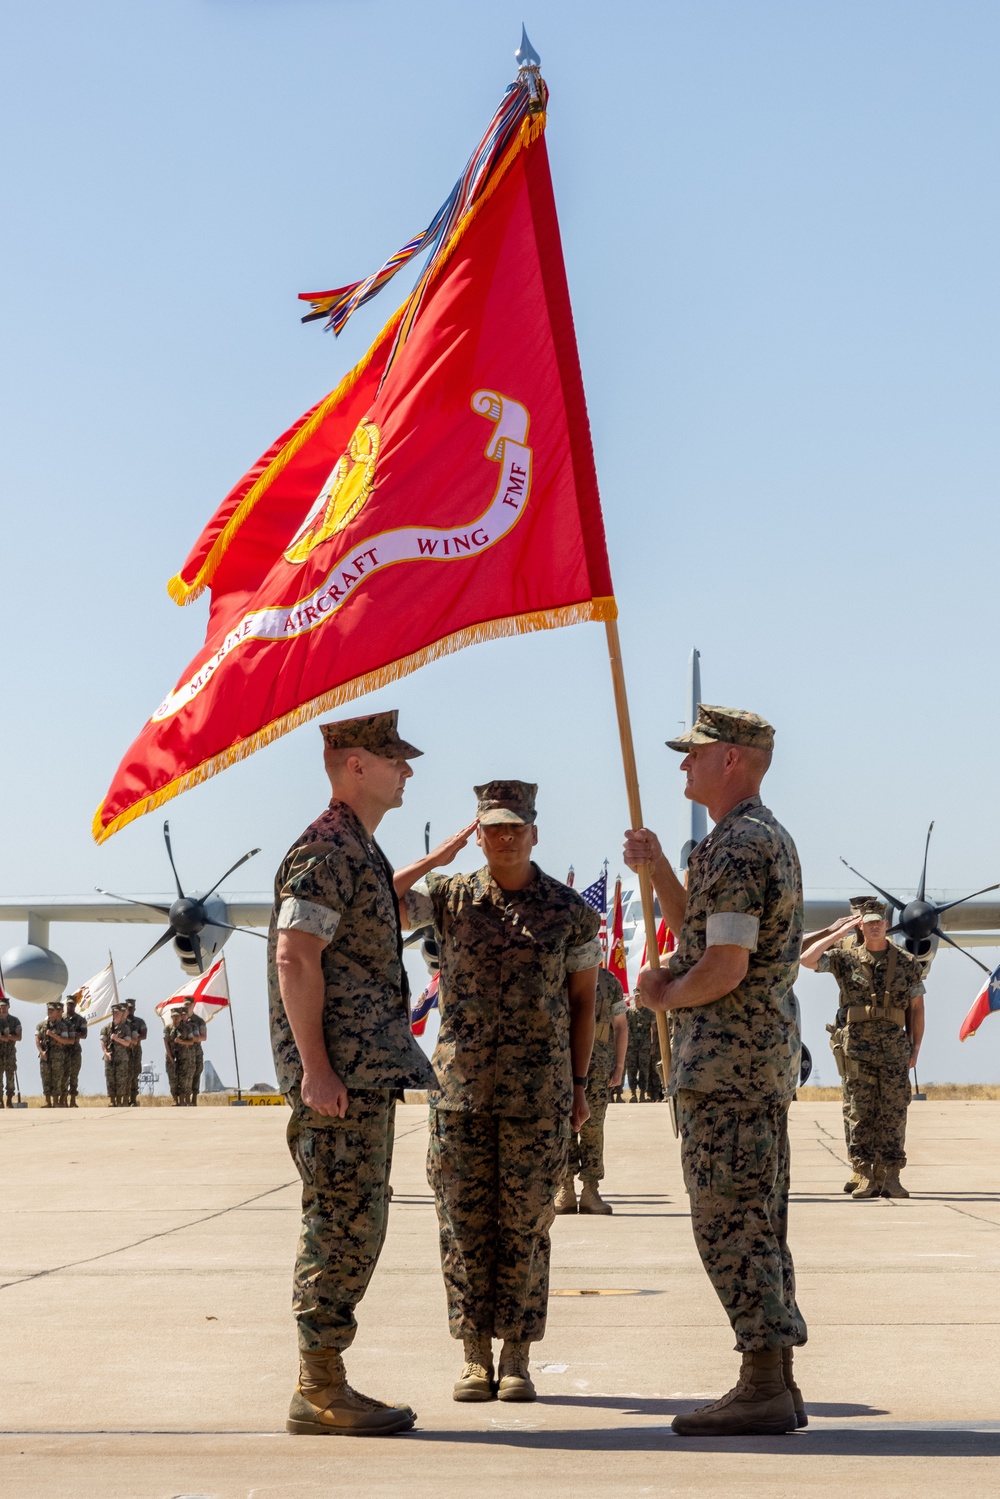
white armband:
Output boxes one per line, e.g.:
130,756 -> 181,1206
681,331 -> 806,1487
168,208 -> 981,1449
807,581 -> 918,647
706,912 -> 760,951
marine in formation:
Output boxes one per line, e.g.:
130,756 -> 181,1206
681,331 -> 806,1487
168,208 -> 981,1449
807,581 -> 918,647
101,1001 -> 139,1105
0,995 -> 22,1107
36,999 -> 75,1107
555,964 -> 627,1214
801,898 -> 924,1198
625,704 -> 807,1437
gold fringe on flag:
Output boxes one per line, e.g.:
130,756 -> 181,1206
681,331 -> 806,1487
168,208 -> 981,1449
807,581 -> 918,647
93,592 -> 616,845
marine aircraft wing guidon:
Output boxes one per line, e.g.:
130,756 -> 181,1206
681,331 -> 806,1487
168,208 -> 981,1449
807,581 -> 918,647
94,51 -> 615,843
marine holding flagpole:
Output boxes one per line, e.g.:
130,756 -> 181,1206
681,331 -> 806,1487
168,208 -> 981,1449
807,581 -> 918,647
624,705 -> 807,1436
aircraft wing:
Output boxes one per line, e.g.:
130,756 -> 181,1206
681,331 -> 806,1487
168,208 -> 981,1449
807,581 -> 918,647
0,896 -> 272,927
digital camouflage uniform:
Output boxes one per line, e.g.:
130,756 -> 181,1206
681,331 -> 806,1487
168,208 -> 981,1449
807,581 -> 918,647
568,968 -> 626,1183
668,794 -> 806,1353
817,944 -> 923,1171
102,1017 -> 136,1105
625,1004 -> 661,1100
38,1012 -> 74,1105
173,1014 -> 207,1105
823,896 -> 870,1156
406,863 -> 601,1345
127,1006 -> 147,1105
64,1005 -> 88,1103
0,1009 -> 21,1104
164,1018 -> 181,1101
269,798 -> 434,1354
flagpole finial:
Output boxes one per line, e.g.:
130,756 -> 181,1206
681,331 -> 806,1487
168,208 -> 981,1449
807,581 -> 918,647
515,25 -> 545,109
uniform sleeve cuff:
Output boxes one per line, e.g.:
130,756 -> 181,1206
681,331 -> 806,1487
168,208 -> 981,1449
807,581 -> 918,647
277,897 -> 340,945
566,938 -> 604,973
404,885 -> 434,929
706,912 -> 760,950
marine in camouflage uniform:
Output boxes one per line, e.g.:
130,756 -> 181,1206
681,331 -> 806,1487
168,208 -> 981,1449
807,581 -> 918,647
626,705 -> 806,1437
125,1000 -> 148,1105
101,1004 -> 137,1105
269,711 -> 433,1437
37,1001 -> 73,1106
64,993 -> 89,1107
803,893 -> 870,1176
164,1009 -> 182,1101
802,899 -> 924,1199
173,1004 -> 207,1105
400,780 -> 602,1405
556,967 -> 627,1213
0,999 -> 22,1106
624,1003 -> 646,1100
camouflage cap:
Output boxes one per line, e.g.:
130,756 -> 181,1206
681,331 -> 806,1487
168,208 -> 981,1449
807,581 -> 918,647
320,709 -> 422,761
857,898 -> 888,923
0,997 -> 8,1007
47,1000 -> 64,1010
848,894 -> 873,911
666,703 -> 775,754
112,1001 -> 128,1011
475,780 -> 537,826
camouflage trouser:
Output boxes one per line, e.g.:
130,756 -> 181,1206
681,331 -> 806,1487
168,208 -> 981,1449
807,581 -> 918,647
0,1045 -> 16,1102
48,1048 -> 72,1103
568,1072 -> 610,1183
676,1089 -> 807,1353
105,1054 -> 131,1105
175,1046 -> 202,1105
846,1060 -> 910,1168
164,1049 -> 178,1100
840,1073 -> 855,1157
68,1044 -> 82,1098
286,1087 -> 395,1353
427,1108 -> 569,1344
624,1033 -> 641,1094
646,1031 -> 664,1100
130,1044 -> 143,1104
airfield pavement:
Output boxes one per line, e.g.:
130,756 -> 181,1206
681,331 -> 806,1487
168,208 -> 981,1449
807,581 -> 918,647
3,1100 -> 1000,1498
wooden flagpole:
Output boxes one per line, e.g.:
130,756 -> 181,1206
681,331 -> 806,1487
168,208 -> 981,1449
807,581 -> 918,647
604,619 -> 672,1082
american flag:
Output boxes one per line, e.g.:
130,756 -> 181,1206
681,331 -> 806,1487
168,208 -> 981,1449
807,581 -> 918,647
579,870 -> 608,961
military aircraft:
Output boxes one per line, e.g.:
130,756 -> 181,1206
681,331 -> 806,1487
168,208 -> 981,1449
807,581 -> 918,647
620,648 -> 1000,970
0,822 -> 269,1004
3,648 -> 997,1005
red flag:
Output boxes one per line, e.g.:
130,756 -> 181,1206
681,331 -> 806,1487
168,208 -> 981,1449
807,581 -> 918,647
94,101 -> 614,843
640,920 -> 676,968
607,877 -> 629,995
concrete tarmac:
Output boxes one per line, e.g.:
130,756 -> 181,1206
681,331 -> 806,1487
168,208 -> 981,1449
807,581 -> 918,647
2,1098 -> 1000,1497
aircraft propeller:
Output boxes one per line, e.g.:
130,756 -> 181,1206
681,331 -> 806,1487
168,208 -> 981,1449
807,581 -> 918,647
97,821 -> 265,975
840,821 -> 999,975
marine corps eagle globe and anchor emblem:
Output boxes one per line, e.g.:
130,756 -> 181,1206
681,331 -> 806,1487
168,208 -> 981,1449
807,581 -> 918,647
283,418 -> 382,564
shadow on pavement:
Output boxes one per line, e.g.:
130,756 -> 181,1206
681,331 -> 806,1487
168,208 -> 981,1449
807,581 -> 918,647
536,1396 -> 888,1418
407,1427 -> 1000,1455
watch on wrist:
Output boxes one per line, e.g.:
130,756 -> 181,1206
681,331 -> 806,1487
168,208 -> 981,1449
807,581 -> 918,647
573,1075 -> 588,1088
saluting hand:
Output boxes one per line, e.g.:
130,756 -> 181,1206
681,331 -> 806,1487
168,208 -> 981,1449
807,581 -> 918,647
429,822 -> 478,867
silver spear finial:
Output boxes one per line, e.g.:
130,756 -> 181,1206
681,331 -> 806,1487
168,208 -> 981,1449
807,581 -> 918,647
515,24 -> 541,69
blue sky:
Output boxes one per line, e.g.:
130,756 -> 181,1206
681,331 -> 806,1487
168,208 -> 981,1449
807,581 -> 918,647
3,0 -> 1000,1092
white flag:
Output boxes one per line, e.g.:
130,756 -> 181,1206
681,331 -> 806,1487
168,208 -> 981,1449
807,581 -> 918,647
155,954 -> 230,1025
75,963 -> 118,1027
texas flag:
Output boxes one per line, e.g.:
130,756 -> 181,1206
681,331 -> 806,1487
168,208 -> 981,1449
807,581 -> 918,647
156,954 -> 231,1025
958,963 -> 1000,1041
411,972 -> 440,1038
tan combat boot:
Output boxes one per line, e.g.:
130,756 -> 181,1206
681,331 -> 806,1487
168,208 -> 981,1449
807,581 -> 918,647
453,1333 -> 495,1402
782,1347 -> 807,1428
578,1181 -> 613,1215
553,1178 -> 578,1215
852,1163 -> 882,1199
881,1168 -> 909,1199
671,1348 -> 796,1436
628,1091 -> 638,1103
843,1170 -> 860,1193
497,1340 -> 536,1402
286,1348 -> 416,1435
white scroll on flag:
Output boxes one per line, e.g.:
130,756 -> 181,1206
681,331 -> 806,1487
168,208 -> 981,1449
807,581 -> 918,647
76,960 -> 119,1027
155,954 -> 231,1025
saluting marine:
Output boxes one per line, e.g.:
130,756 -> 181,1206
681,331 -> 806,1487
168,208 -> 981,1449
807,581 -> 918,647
398,780 -> 601,1404
0,996 -> 22,1107
556,965 -> 627,1214
801,899 -> 924,1199
626,705 -> 807,1437
269,711 -> 433,1436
